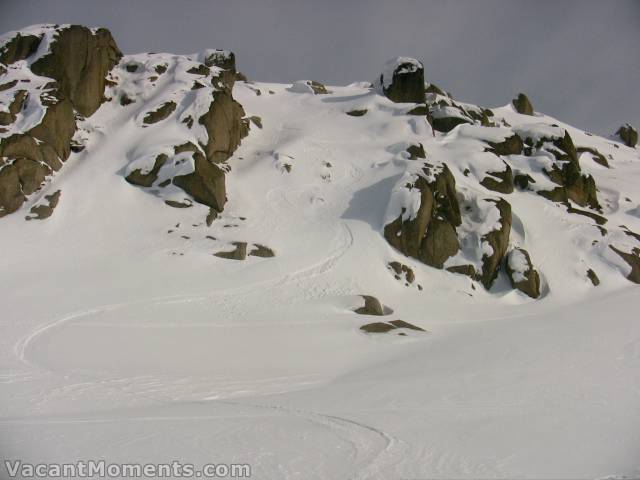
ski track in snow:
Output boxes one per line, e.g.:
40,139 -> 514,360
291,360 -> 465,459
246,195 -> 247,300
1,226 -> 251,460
2,74 -> 640,479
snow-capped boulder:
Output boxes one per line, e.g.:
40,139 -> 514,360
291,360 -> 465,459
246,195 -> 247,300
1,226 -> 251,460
512,93 -> 534,115
378,57 -> 426,104
201,49 -> 239,86
384,161 -> 461,268
616,123 -> 638,148
506,248 -> 541,298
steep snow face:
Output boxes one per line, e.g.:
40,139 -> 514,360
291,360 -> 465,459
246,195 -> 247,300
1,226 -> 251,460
1,38 -> 640,479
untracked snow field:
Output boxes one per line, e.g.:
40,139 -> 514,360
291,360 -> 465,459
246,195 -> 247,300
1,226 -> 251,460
1,79 -> 640,479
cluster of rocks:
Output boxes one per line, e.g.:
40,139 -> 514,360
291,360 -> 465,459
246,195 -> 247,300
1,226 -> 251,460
0,25 -> 121,217
351,294 -> 424,335
214,242 -> 275,260
0,25 -> 250,220
123,50 -> 248,214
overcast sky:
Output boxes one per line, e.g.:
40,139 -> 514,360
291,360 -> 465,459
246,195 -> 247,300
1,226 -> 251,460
2,0 -> 638,134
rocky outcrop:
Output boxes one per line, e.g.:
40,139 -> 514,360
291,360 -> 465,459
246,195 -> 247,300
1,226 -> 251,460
30,25 -> 122,117
506,248 -> 541,298
480,161 -> 514,194
616,124 -> 638,148
214,242 -> 247,260
143,102 -> 176,124
199,90 -> 247,165
0,25 -> 121,217
487,134 -> 524,156
0,94 -> 76,217
384,163 -> 461,268
577,146 -> 609,168
248,244 -> 275,257
354,295 -> 385,316
406,143 -> 426,160
512,93 -> 534,115
586,268 -> 600,286
360,319 -> 425,334
430,109 -> 472,133
0,33 -> 41,65
537,131 -> 600,210
346,109 -> 367,117
388,261 -> 415,284
480,199 -> 511,289
610,246 -> 640,284
25,190 -> 61,220
125,154 -> 168,187
379,58 -> 426,104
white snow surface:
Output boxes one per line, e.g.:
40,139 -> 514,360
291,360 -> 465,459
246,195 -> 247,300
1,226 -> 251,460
1,59 -> 640,479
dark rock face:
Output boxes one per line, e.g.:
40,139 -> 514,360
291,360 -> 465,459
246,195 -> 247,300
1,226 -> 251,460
610,246 -> 640,284
25,190 -> 61,220
514,173 -> 535,190
171,144 -> 227,212
537,131 -> 600,210
384,163 -> 461,269
481,161 -> 514,194
0,26 -> 121,217
30,25 -> 122,117
577,146 -> 609,168
360,319 -> 425,334
307,80 -> 329,95
381,58 -> 426,104
512,93 -> 534,115
430,116 -> 472,133
0,33 -> 42,65
125,154 -> 168,187
204,50 -> 241,85
354,295 -> 385,316
143,102 -> 176,124
248,244 -> 275,257
586,268 -> 600,286
214,242 -> 247,260
616,124 -> 638,148
388,261 -> 415,284
199,90 -> 247,164
506,248 -> 541,298
480,199 -> 511,289
0,95 -> 76,217
346,109 -> 368,117
487,134 -> 524,156
406,143 -> 426,160
0,90 -> 29,125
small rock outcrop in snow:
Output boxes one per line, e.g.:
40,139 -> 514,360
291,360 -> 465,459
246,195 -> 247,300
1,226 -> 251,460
354,295 -> 386,316
506,248 -> 541,298
287,80 -> 330,95
512,93 -> 534,115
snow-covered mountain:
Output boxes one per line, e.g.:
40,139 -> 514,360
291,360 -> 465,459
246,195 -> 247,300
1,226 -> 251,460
1,25 -> 639,479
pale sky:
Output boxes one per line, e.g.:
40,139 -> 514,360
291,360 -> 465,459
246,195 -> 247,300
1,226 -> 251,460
2,0 -> 638,134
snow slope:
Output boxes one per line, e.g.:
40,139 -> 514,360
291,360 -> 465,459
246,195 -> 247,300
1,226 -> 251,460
1,56 -> 640,478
